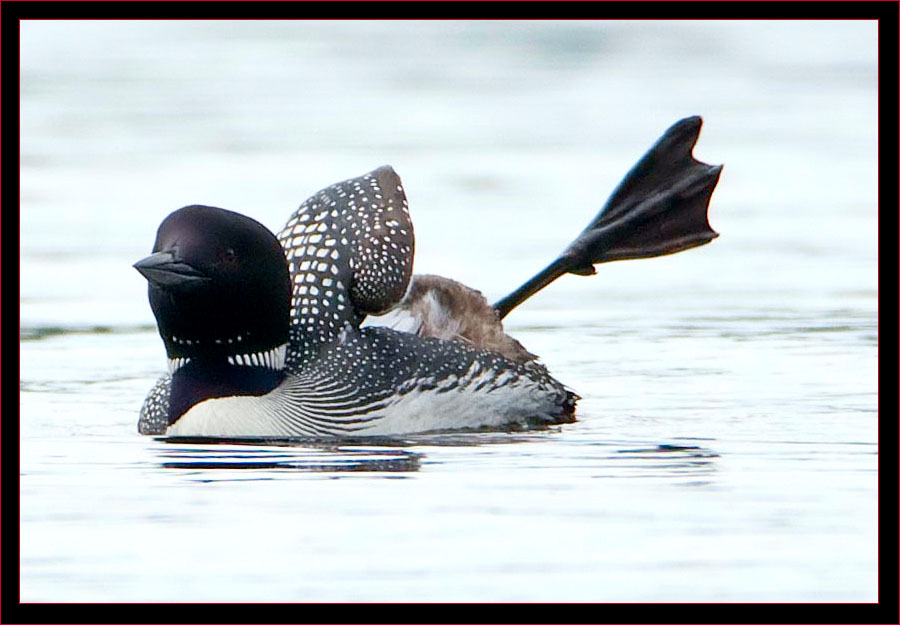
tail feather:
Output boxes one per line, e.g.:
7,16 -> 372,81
494,116 -> 722,320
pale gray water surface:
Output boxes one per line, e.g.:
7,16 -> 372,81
20,20 -> 878,602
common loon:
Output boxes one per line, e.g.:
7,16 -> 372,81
135,116 -> 722,437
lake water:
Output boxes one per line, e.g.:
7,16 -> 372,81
19,20 -> 879,603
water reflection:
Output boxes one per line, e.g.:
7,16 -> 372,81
156,437 -> 422,474
154,434 -> 721,485
153,431 -> 561,477
594,442 -> 721,484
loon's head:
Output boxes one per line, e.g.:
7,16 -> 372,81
135,205 -> 291,425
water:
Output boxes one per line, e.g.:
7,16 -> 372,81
19,20 -> 878,602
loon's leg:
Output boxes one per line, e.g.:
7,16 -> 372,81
493,116 -> 722,320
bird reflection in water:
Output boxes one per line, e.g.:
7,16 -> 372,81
155,436 -> 423,475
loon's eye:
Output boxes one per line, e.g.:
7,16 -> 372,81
220,247 -> 239,267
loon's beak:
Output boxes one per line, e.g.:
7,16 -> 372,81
134,251 -> 211,288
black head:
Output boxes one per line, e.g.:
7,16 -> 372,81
135,205 -> 291,365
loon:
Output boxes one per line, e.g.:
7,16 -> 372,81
135,116 -> 722,437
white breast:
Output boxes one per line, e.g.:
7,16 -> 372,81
166,363 -> 564,438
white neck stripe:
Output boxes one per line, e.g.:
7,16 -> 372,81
167,343 -> 288,374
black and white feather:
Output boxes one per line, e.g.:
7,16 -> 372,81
275,166 -> 414,364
